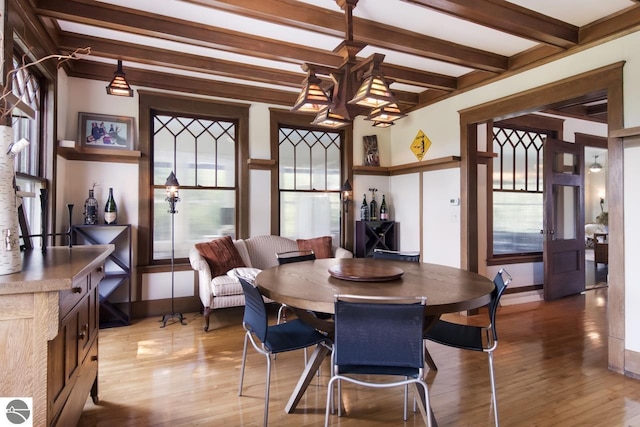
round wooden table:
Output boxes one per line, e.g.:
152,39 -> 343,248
256,257 -> 495,316
255,257 -> 495,418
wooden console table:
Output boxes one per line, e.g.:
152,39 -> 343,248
0,245 -> 113,426
594,232 -> 608,265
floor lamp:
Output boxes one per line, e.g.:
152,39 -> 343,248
161,171 -> 186,327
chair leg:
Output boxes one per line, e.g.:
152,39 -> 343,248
403,381 -> 409,421
264,354 -> 272,427
488,351 -> 499,427
238,332 -> 249,395
277,304 -> 287,324
325,376 -> 336,427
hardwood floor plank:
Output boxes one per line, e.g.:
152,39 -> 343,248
79,288 -> 640,426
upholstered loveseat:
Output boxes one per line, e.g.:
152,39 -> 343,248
189,235 -> 353,331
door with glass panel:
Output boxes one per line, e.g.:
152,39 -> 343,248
543,138 -> 585,299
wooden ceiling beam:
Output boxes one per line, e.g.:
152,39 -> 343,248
68,61 -> 300,106
183,0 -> 508,72
58,33 -> 308,88
402,0 -> 578,48
35,0 -> 344,68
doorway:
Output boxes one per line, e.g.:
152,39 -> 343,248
459,63 -> 624,370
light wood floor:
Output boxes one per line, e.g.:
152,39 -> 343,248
79,287 -> 640,426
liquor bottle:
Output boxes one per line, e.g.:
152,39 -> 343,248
104,187 -> 118,224
380,194 -> 389,220
369,189 -> 378,221
360,194 -> 370,221
83,189 -> 98,225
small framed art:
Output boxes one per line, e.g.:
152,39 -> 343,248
78,112 -> 135,150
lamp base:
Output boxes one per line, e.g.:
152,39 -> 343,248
160,312 -> 186,328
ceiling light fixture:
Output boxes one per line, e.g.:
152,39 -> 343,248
292,1 -> 402,128
589,155 -> 603,173
106,60 -> 134,97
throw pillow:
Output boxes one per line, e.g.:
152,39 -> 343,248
195,236 -> 246,277
296,236 -> 333,259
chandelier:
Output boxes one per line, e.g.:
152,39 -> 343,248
291,0 -> 405,128
589,154 -> 603,173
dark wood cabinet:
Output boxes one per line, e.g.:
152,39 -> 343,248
355,221 -> 397,257
48,266 -> 102,427
73,225 -> 132,327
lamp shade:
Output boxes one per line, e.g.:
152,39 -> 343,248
348,70 -> 396,108
291,72 -> 331,112
366,103 -> 406,123
106,60 -> 134,97
311,107 -> 350,129
589,155 -> 603,173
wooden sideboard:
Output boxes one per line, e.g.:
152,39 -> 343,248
0,245 -> 114,426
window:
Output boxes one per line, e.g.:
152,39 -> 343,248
151,112 -> 238,261
11,53 -> 46,246
492,126 -> 546,256
278,126 -> 342,242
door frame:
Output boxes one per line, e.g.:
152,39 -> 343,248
459,62 -> 624,372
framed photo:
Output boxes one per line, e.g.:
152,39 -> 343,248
78,112 -> 135,150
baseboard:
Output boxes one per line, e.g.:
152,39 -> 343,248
500,289 -> 543,306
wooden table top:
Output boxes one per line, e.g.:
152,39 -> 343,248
256,258 -> 495,316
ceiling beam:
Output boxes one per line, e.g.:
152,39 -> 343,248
35,0 -> 344,68
183,0 -> 508,72
68,61 -> 299,106
402,0 -> 578,48
58,33 -> 308,88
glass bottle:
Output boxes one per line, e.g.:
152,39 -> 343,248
380,194 -> 389,220
360,194 -> 370,221
104,187 -> 118,224
369,189 -> 378,221
83,189 -> 98,225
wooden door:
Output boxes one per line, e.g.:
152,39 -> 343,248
543,138 -> 585,299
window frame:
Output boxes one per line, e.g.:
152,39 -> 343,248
138,91 -> 249,267
485,115 -> 562,265
269,110 -> 353,244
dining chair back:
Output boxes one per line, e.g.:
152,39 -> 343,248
238,278 -> 331,427
325,294 -> 432,427
423,268 -> 512,426
373,248 -> 420,262
276,249 -> 316,264
275,249 -> 317,324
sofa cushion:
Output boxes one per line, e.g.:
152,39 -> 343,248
297,236 -> 333,259
210,275 -> 242,297
195,236 -> 246,277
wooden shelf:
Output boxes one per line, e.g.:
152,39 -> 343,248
353,155 -> 461,176
58,146 -> 141,164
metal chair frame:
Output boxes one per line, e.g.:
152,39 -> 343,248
423,268 -> 512,426
238,277 -> 331,426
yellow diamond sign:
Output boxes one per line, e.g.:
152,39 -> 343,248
410,130 -> 431,161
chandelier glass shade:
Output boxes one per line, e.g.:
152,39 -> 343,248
291,71 -> 332,112
311,106 -> 351,129
366,103 -> 406,124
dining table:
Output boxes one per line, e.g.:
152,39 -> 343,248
255,257 -> 496,424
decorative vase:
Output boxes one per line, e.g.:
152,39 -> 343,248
0,125 -> 23,275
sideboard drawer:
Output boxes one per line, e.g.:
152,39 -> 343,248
59,276 -> 89,319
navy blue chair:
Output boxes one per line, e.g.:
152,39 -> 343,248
275,250 -> 316,324
373,248 -> 420,262
325,294 -> 431,427
238,277 -> 331,427
423,269 -> 512,426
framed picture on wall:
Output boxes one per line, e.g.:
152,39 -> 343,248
78,112 -> 135,150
